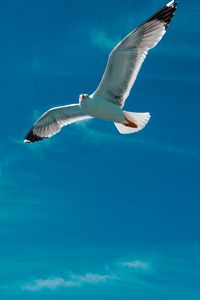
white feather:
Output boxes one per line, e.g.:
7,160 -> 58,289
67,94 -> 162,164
92,19 -> 168,107
24,104 -> 92,142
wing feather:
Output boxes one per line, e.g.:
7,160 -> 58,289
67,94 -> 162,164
92,1 -> 177,107
24,104 -> 92,143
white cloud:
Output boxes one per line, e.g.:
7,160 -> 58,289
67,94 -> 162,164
22,277 -> 68,291
121,260 -> 150,271
22,273 -> 116,292
71,273 -> 114,284
19,257 -> 150,293
20,257 -> 153,292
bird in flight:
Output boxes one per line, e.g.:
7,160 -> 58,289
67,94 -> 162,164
24,0 -> 177,143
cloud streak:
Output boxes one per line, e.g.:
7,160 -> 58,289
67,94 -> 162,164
22,272 -> 116,291
21,258 -> 151,292
76,122 -> 200,160
120,260 -> 150,271
18,251 -> 200,295
90,28 -> 120,51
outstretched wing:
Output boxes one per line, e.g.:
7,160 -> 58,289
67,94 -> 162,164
92,0 -> 177,107
24,104 -> 93,143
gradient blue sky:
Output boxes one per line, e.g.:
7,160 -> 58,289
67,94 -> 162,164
0,0 -> 200,299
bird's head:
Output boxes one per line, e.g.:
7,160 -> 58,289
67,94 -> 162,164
79,94 -> 89,102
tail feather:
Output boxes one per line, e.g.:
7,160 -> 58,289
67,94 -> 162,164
114,111 -> 151,134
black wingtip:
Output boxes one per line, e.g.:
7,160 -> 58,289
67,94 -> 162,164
166,0 -> 178,10
24,128 -> 46,143
147,0 -> 178,29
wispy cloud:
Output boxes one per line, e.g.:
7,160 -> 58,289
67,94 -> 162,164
22,277 -> 68,291
21,258 -> 151,292
141,72 -> 200,85
89,5 -> 200,60
76,122 -> 200,160
19,251 -> 200,294
22,272 -> 116,291
90,28 -> 120,51
120,260 -> 150,271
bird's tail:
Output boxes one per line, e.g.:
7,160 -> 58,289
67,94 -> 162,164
114,111 -> 151,134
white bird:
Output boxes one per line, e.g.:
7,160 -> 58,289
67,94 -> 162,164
24,0 -> 177,143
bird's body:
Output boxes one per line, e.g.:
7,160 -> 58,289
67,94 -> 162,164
80,95 -> 125,124
24,1 -> 177,143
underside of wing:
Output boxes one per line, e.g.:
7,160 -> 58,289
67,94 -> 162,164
24,104 -> 93,143
92,1 -> 177,107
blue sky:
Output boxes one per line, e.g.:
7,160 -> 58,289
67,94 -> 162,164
0,0 -> 200,299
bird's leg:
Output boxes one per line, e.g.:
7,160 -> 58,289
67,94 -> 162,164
124,116 -> 138,128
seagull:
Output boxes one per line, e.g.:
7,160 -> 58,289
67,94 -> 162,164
24,0 -> 177,143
